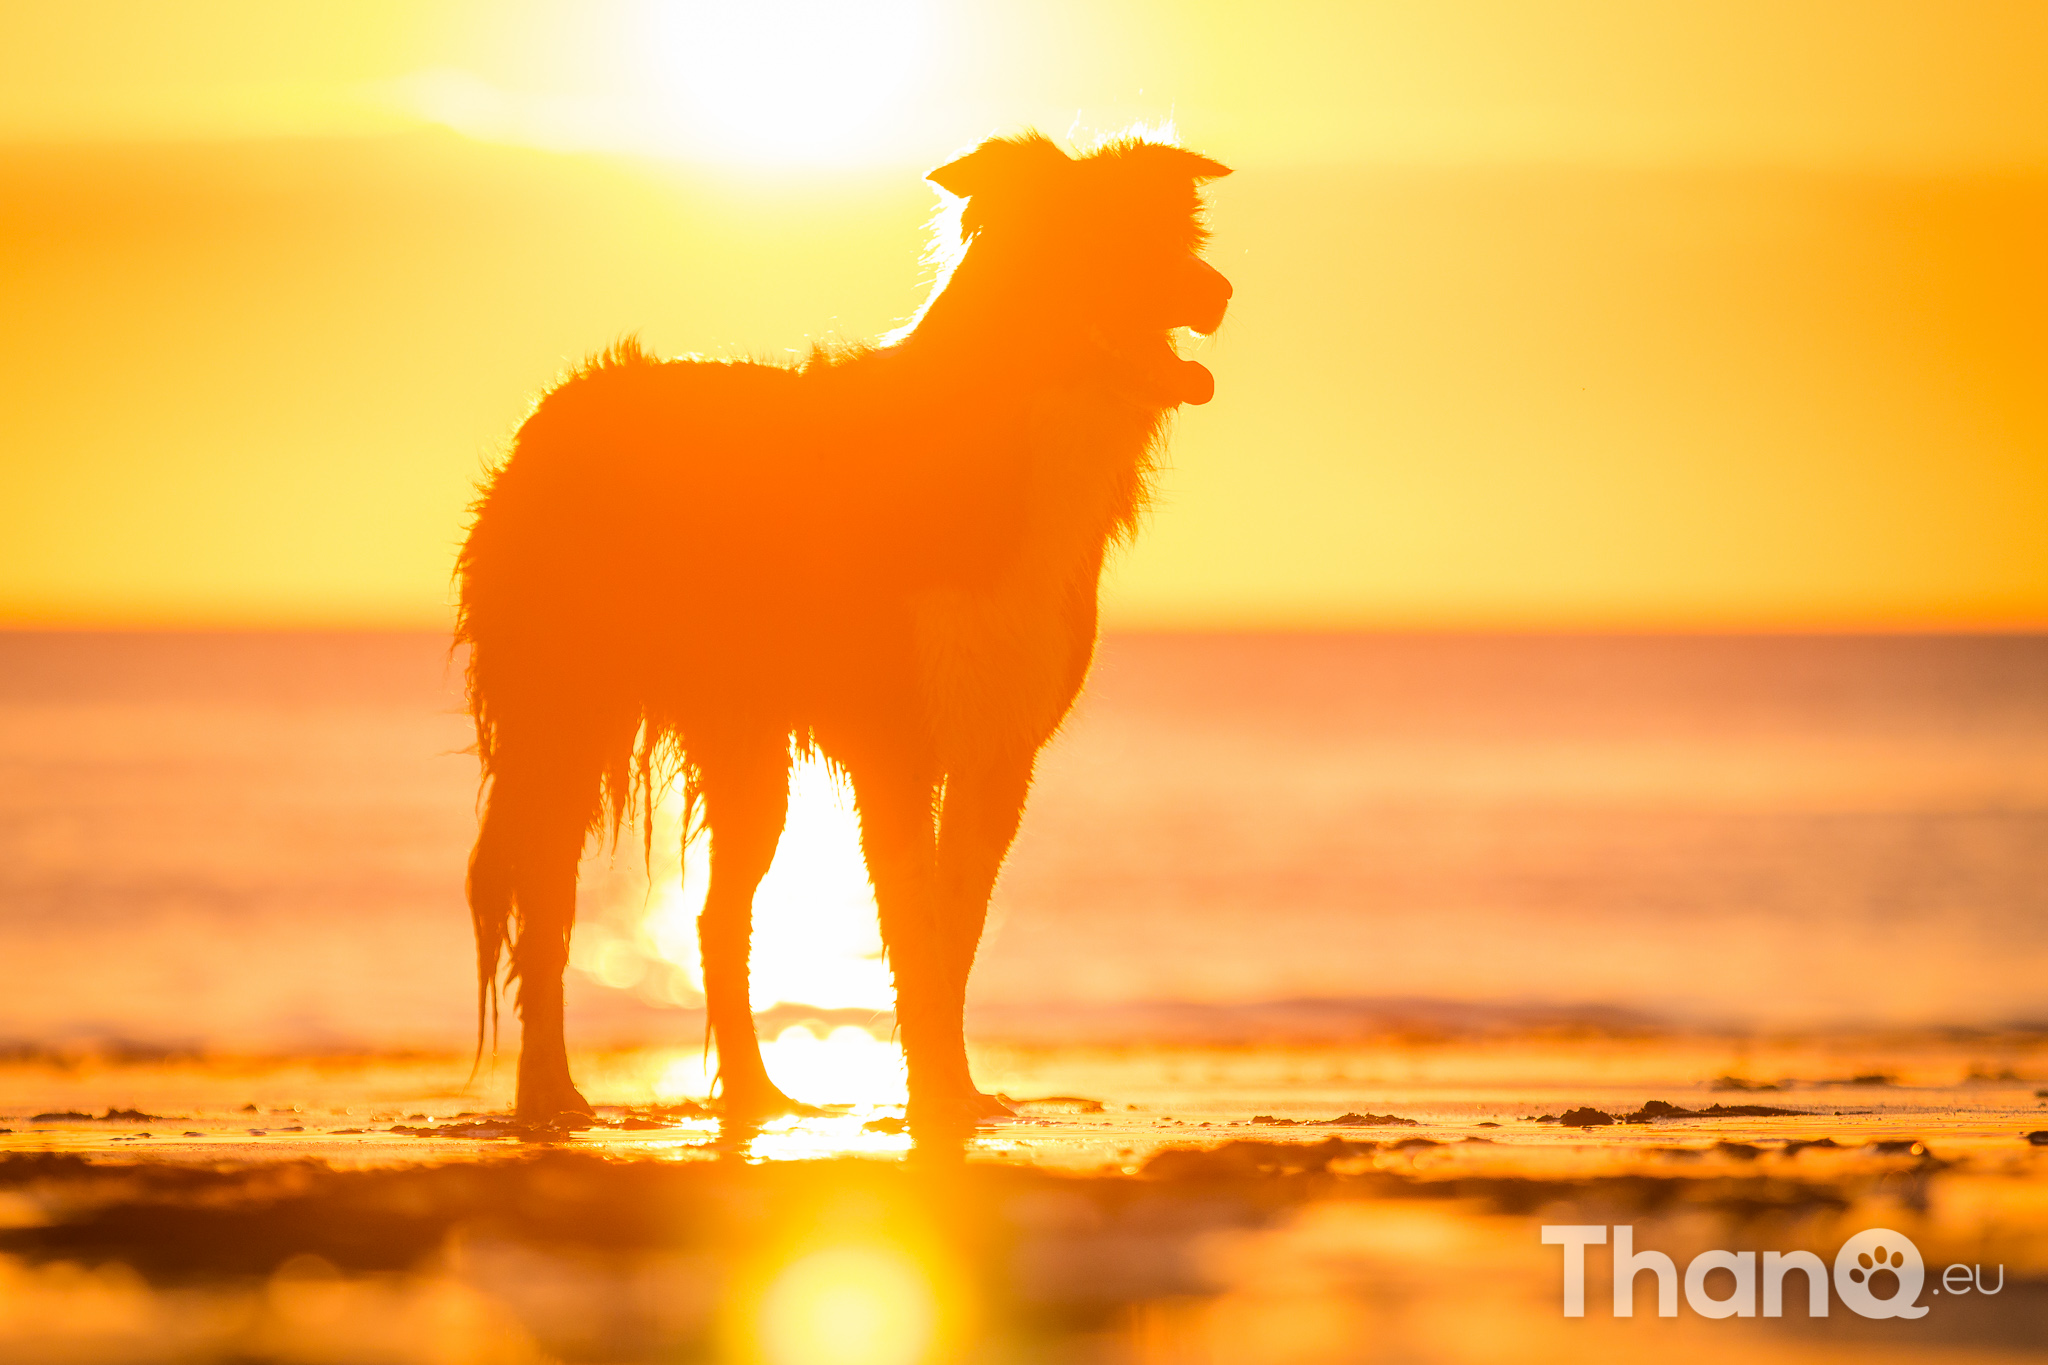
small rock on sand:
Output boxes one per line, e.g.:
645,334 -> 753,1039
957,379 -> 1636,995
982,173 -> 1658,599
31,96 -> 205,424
1782,1137 -> 1840,1156
1314,1112 -> 1420,1127
1624,1099 -> 1802,1122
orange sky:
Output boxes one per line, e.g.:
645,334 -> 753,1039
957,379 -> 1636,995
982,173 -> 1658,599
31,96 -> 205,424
2,1 -> 2045,628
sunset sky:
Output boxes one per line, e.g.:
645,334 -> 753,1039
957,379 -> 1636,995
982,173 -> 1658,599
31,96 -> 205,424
3,1 -> 2044,628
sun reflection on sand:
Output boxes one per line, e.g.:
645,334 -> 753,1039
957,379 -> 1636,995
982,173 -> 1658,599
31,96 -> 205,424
757,1244 -> 937,1365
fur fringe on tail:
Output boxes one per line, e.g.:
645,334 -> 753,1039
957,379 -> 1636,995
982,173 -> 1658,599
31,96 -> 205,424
464,812 -> 512,1083
458,712 -> 706,1083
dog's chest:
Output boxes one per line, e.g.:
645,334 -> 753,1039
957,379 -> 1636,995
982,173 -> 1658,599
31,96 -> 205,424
913,578 -> 1089,768
912,396 -> 1148,766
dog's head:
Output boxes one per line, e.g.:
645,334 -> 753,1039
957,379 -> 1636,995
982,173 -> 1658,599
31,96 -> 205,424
929,131 -> 1232,407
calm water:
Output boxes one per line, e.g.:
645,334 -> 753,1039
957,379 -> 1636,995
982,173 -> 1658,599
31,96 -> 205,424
2,631 -> 2045,1054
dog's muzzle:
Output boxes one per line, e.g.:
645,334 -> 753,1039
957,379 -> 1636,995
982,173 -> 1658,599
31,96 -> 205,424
1178,257 -> 1233,338
1153,257 -> 1231,406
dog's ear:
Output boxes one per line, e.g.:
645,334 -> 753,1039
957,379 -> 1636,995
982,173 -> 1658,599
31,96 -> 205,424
1110,141 -> 1233,184
1175,151 -> 1233,182
928,133 -> 1070,201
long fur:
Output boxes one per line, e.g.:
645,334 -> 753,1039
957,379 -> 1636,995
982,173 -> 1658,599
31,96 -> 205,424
455,130 -> 1231,1116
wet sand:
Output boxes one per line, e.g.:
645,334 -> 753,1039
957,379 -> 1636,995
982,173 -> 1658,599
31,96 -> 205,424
4,1033 -> 2045,1363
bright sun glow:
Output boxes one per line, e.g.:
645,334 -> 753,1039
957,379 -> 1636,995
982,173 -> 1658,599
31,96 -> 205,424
393,0 -> 936,166
767,1024 -> 908,1104
643,748 -> 896,1014
758,1244 -> 937,1365
592,746 -> 907,1109
654,1024 -> 907,1107
644,0 -> 933,163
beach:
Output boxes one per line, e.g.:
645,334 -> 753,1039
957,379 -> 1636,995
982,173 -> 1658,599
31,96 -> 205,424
3,1031 -> 2046,1363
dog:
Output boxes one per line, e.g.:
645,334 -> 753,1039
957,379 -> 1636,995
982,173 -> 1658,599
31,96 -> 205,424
456,130 -> 1231,1126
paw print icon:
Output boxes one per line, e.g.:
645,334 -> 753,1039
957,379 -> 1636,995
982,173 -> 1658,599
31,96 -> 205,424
1835,1229 -> 1929,1318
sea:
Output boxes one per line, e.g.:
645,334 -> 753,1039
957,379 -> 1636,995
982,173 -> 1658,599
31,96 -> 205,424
3,630 -> 2044,1060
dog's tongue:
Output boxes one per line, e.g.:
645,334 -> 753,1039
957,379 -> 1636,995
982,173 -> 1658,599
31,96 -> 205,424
1140,341 -> 1213,406
1115,336 -> 1215,408
1172,357 -> 1215,406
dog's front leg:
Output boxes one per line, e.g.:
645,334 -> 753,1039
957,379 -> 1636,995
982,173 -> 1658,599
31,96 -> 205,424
928,750 -> 1037,1120
841,750 -> 966,1126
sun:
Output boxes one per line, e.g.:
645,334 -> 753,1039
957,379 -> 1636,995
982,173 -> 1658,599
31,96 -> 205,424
640,0 -> 935,165
392,0 -> 938,166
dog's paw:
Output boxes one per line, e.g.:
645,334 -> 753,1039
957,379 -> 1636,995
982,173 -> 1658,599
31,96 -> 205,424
513,1080 -> 595,1125
906,1087 -> 1016,1134
717,1081 -> 824,1123
966,1089 -> 1016,1119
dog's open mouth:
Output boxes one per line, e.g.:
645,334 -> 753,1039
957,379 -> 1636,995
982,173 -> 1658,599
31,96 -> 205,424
1159,344 -> 1216,406
1097,331 -> 1215,407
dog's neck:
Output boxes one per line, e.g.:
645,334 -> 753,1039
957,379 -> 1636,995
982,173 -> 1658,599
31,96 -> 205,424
900,237 -> 1161,410
881,236 -> 1161,550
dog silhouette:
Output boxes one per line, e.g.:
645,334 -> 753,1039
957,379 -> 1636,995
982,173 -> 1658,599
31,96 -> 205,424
457,131 -> 1231,1126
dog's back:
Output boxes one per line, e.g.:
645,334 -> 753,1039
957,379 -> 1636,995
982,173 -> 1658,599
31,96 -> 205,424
461,331 -> 1152,743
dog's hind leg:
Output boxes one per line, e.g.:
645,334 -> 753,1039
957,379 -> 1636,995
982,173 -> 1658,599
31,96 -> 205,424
694,730 -> 808,1121
473,736 -> 606,1123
